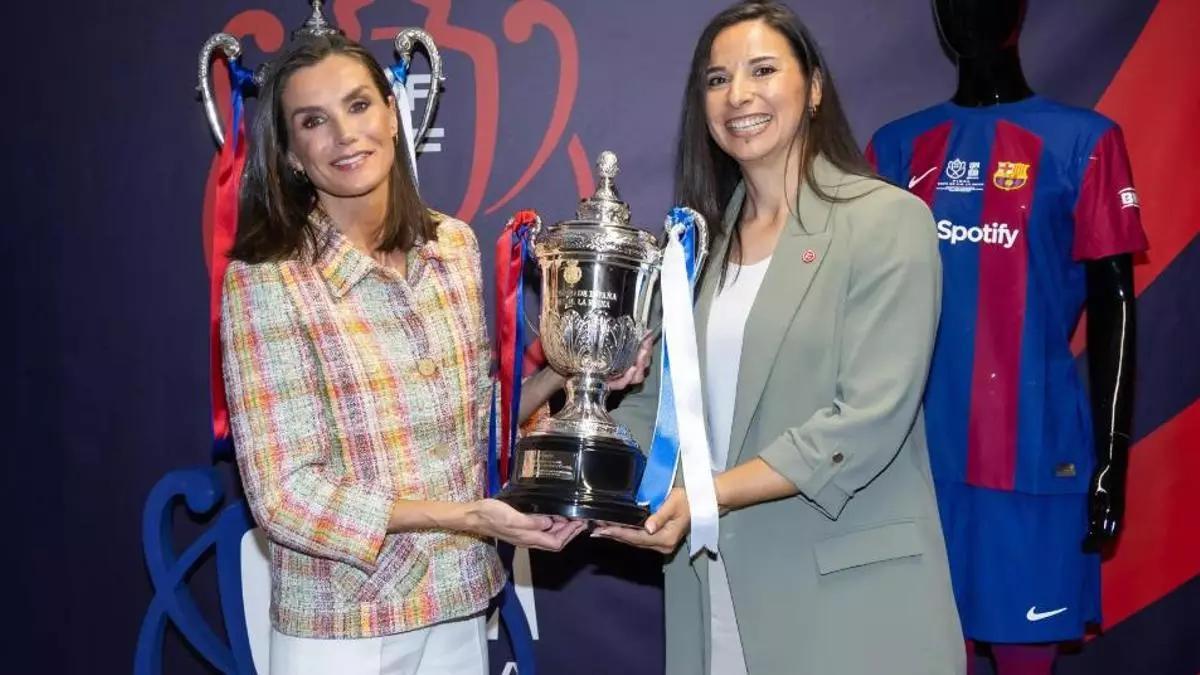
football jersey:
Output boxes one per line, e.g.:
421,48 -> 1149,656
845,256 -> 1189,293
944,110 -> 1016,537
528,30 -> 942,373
867,96 -> 1147,494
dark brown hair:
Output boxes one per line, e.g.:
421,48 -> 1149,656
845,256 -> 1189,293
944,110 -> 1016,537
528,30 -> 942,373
230,33 -> 435,263
676,1 -> 875,277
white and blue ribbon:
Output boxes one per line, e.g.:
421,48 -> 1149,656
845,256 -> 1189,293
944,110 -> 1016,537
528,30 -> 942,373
386,62 -> 420,184
637,207 -> 718,556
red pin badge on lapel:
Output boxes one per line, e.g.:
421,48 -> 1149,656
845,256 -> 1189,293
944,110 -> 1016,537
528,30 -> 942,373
802,248 -> 817,264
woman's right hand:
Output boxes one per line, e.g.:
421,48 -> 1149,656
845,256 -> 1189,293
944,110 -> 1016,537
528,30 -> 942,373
462,499 -> 587,551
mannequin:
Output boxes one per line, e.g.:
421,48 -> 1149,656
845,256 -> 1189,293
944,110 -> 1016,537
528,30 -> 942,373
868,2 -> 1147,674
933,0 -> 1134,561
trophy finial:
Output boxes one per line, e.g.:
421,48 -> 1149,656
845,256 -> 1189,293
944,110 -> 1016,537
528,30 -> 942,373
592,150 -> 621,202
597,151 -> 619,180
577,150 -> 631,226
294,0 -> 341,38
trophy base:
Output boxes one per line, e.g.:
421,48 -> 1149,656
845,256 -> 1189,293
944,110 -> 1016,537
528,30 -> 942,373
497,433 -> 649,526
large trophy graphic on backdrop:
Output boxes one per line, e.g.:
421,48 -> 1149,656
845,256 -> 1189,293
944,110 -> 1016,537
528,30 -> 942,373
497,151 -> 708,524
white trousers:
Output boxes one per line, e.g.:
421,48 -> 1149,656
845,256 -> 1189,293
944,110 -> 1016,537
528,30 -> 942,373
269,614 -> 488,675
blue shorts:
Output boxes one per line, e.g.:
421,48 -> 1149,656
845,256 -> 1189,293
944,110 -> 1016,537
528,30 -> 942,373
934,481 -> 1101,643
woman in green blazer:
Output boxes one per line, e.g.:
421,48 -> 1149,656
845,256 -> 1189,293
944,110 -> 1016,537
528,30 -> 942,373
594,3 -> 965,673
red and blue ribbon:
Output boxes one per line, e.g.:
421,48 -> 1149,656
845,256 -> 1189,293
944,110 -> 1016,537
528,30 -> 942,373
489,210 -> 542,675
493,210 -> 539,487
209,57 -> 255,460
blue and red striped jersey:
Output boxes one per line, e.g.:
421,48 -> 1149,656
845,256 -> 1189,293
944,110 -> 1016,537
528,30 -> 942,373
868,96 -> 1148,494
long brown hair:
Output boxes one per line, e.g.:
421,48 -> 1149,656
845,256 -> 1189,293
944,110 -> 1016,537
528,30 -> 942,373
676,1 -> 876,278
230,34 -> 435,263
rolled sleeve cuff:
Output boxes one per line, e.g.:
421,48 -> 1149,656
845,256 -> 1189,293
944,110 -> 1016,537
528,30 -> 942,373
757,437 -> 852,520
266,482 -> 396,574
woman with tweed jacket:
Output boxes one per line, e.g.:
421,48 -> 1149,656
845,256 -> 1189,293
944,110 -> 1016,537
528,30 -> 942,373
219,34 -> 619,674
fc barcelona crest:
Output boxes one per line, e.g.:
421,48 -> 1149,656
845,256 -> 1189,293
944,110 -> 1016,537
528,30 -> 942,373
993,161 -> 1031,191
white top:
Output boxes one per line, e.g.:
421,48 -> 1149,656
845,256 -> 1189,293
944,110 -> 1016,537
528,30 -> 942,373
704,257 -> 769,675
703,257 -> 772,472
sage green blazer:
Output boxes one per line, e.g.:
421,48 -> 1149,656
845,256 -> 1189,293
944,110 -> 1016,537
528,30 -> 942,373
612,155 -> 964,674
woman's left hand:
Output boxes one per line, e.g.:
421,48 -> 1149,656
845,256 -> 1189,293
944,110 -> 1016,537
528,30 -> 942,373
592,487 -> 690,554
606,332 -> 654,392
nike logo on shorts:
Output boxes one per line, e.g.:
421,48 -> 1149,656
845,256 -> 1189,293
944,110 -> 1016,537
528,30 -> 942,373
1026,606 -> 1068,622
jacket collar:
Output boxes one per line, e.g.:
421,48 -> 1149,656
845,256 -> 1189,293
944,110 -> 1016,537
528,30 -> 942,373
310,210 -> 450,298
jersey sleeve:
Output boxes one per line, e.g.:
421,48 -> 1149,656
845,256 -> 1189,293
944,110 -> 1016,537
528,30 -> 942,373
1072,124 -> 1149,260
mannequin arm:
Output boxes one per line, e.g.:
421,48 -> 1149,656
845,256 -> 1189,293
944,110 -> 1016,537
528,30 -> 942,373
1082,253 -> 1136,552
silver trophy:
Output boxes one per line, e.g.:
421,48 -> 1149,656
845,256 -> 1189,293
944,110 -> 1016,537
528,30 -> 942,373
197,0 -> 443,150
497,151 -> 708,524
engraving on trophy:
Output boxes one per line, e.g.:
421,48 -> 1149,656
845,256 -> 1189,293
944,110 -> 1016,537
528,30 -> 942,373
521,449 -> 577,482
541,310 -> 640,375
536,229 -> 658,260
558,288 -> 617,311
562,260 -> 582,286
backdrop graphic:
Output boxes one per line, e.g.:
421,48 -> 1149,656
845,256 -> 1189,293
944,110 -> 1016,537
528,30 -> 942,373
6,1 -> 1197,673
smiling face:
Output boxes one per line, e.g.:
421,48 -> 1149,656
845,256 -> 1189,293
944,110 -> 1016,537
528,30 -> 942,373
281,53 -> 399,205
703,19 -> 821,172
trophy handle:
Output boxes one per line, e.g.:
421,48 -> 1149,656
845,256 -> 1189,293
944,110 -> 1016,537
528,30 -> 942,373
521,214 -> 544,337
393,28 -> 445,149
642,206 -> 710,339
674,206 -> 710,274
197,33 -> 244,148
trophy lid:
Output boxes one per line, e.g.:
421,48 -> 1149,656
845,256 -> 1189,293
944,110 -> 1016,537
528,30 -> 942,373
576,151 -> 632,228
535,149 -> 660,264
294,0 -> 341,39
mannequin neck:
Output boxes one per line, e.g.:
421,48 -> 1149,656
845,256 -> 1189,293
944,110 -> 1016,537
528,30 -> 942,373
952,46 -> 1034,106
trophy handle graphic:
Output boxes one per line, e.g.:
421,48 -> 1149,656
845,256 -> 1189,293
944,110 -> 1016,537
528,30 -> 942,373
394,27 -> 445,149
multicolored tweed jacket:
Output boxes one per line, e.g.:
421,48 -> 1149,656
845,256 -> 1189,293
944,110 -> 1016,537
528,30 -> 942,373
220,212 -> 504,638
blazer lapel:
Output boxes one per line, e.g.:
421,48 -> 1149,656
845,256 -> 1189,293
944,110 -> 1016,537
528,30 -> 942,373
725,156 -> 845,469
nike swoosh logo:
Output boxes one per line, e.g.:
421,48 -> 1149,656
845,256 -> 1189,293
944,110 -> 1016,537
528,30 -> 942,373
1026,606 -> 1068,622
908,166 -> 939,189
